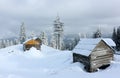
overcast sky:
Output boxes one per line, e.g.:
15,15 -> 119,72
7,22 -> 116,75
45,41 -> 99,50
0,0 -> 120,38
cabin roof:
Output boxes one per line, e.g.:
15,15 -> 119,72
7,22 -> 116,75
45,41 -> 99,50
73,38 -> 115,56
102,38 -> 116,46
23,37 -> 37,43
24,39 -> 40,45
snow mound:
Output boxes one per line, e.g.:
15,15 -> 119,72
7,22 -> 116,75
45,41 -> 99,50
0,44 -> 120,78
24,47 -> 43,58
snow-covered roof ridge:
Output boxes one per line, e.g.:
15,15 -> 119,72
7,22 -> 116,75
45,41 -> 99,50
73,38 -> 115,56
23,37 -> 38,44
101,38 -> 116,46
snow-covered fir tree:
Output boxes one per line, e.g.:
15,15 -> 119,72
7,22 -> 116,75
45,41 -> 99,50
51,15 -> 64,50
19,22 -> 26,44
79,33 -> 87,38
50,33 -> 56,48
13,38 -> 19,45
9,40 -> 14,46
1,39 -> 6,48
40,32 -> 48,45
29,31 -> 35,39
93,28 -> 101,38
6,40 -> 10,47
0,38 -> 19,49
112,27 -> 117,44
0,40 -> 3,48
116,26 -> 120,51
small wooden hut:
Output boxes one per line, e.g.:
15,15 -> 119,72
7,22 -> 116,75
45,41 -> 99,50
35,38 -> 42,45
23,38 -> 42,51
73,38 -> 116,72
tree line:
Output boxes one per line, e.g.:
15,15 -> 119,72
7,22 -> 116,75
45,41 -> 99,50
112,27 -> 120,51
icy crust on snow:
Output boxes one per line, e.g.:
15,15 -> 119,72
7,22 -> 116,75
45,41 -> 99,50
0,44 -> 120,78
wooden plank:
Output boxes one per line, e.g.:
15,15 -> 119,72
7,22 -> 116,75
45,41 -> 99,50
73,53 -> 89,66
91,54 -> 113,61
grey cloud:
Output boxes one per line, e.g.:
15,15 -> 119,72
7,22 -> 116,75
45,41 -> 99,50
0,0 -> 120,38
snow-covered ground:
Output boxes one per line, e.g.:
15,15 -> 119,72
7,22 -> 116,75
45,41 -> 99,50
0,44 -> 120,78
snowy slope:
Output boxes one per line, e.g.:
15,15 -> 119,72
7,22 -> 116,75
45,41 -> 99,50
0,44 -> 120,78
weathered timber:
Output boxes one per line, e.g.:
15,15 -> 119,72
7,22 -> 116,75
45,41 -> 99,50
73,53 -> 89,65
73,39 -> 115,72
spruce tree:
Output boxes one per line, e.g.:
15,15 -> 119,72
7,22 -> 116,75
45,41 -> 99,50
93,29 -> 101,38
116,26 -> 120,51
50,34 -> 56,48
112,27 -> 117,44
52,15 -> 64,50
19,22 -> 26,44
40,32 -> 48,45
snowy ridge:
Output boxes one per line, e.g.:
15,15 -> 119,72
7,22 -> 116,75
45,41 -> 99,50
0,44 -> 120,78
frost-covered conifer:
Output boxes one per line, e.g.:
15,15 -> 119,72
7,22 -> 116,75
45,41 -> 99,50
19,22 -> 26,44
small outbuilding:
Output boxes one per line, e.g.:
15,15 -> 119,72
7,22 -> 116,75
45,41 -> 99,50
35,38 -> 42,45
73,38 -> 116,72
23,38 -> 42,51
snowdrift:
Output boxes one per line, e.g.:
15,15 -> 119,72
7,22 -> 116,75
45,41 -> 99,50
0,44 -> 120,78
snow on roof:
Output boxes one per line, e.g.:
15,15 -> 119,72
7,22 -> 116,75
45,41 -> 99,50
73,38 -> 115,56
23,37 -> 38,44
24,39 -> 40,45
102,38 -> 116,46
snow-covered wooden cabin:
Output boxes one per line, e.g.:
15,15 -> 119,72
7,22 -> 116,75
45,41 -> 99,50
23,38 -> 42,51
35,38 -> 42,45
73,38 -> 116,72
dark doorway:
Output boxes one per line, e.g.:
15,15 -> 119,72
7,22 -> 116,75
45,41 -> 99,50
99,64 -> 110,70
